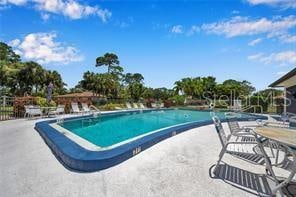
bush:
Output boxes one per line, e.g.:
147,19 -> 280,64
169,95 -> 185,106
36,97 -> 56,107
92,98 -> 108,106
98,103 -> 125,111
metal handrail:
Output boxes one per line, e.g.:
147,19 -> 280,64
241,105 -> 263,114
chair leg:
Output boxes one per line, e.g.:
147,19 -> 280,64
268,141 -> 275,158
215,146 -> 227,172
255,137 -> 284,196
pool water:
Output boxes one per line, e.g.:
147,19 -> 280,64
59,109 -> 251,148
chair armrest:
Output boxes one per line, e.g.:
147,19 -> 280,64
226,141 -> 258,145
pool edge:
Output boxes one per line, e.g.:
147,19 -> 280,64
35,110 -> 268,172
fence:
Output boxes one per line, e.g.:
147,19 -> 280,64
0,96 -> 35,121
0,96 -> 16,121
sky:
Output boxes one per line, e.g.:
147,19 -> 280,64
0,0 -> 296,91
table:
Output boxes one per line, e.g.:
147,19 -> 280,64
254,126 -> 296,195
255,127 -> 296,149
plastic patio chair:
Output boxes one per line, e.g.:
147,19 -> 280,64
132,103 -> 139,109
26,105 -> 42,118
71,102 -> 82,113
81,103 -> 91,113
126,102 -> 132,109
139,103 -> 146,109
48,105 -> 65,116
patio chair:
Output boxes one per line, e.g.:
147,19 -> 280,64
24,105 -> 33,117
81,103 -> 91,113
159,103 -> 164,108
48,105 -> 65,116
212,115 -> 266,167
71,102 -> 82,113
132,103 -> 139,109
126,102 -> 132,109
139,103 -> 146,109
213,116 -> 292,196
26,105 -> 43,118
226,117 -> 256,142
151,103 -> 157,108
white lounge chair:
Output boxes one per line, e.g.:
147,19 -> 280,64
151,103 -> 157,108
139,103 -> 145,109
71,102 -> 82,113
132,103 -> 139,109
159,103 -> 164,108
25,105 -> 43,118
24,105 -> 33,117
81,103 -> 91,113
126,102 -> 132,109
48,105 -> 65,117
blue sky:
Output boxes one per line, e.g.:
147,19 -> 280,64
1,0 -> 296,91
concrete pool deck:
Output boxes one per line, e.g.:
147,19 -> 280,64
0,118 -> 294,196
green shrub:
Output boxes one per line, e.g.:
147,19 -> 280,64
169,95 -> 185,106
35,97 -> 56,107
98,103 -> 125,110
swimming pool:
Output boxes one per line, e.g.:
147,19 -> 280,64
58,109 -> 251,148
35,109 -> 267,172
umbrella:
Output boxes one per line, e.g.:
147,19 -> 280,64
47,82 -> 54,103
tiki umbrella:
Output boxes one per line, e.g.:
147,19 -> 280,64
47,82 -> 54,103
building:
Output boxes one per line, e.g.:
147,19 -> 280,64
269,68 -> 296,114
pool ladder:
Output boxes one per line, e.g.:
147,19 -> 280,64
57,117 -> 64,124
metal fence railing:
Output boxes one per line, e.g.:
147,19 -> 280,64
0,96 -> 36,121
0,96 -> 15,121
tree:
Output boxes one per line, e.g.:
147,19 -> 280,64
95,53 -> 120,74
123,73 -> 145,101
153,88 -> 173,100
0,42 -> 21,64
45,70 -> 66,95
128,83 -> 144,101
142,87 -> 154,99
123,73 -> 144,85
79,71 -> 120,98
0,41 -> 66,96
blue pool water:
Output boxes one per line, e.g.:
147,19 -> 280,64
59,109 -> 252,148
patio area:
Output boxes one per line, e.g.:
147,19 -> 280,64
0,118 -> 293,197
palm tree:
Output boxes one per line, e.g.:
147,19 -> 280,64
95,53 -> 120,73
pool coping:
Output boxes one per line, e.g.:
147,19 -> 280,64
35,109 -> 268,172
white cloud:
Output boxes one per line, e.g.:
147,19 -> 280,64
247,0 -> 296,9
248,38 -> 262,46
0,0 -> 27,6
0,0 -> 111,22
278,33 -> 296,43
171,25 -> 183,34
231,10 -> 240,14
41,13 -> 50,21
8,39 -> 20,47
247,53 -> 264,60
10,32 -> 83,64
202,16 -> 296,38
187,25 -> 200,36
248,51 -> 296,65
